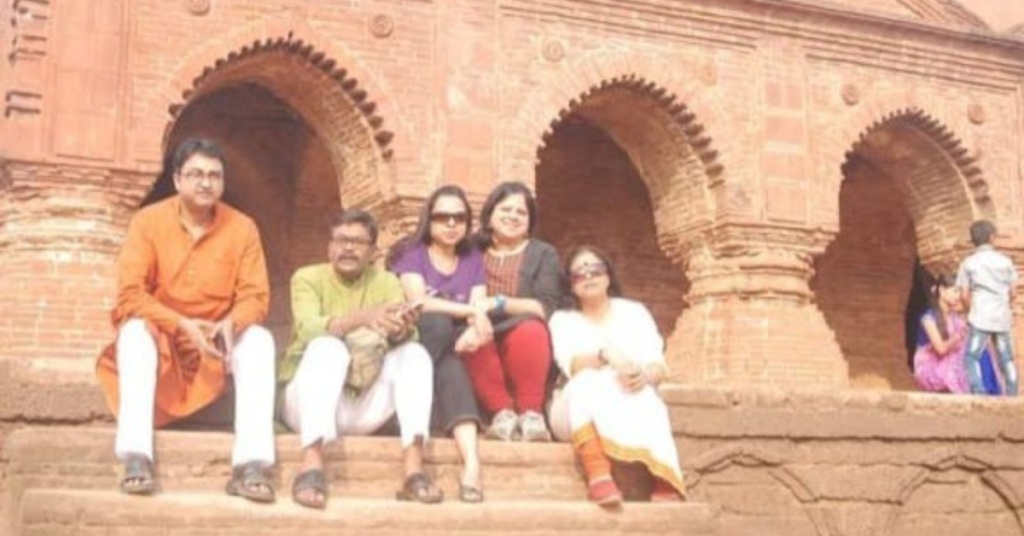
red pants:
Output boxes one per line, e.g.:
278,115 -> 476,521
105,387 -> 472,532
461,319 -> 552,414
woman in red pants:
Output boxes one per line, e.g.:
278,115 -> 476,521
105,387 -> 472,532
460,181 -> 561,442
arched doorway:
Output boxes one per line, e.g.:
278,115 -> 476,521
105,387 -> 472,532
144,39 -> 394,348
813,111 -> 985,390
148,83 -> 337,346
536,115 -> 687,334
534,79 -> 719,336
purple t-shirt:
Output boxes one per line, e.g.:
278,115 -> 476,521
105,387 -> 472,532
391,243 -> 486,304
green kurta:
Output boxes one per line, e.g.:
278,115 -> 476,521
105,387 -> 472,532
279,263 -> 406,385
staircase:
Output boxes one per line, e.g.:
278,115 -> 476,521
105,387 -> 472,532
4,426 -> 718,535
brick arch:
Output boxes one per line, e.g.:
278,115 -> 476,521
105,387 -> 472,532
141,15 -> 406,211
509,51 -> 732,261
884,453 -> 1024,535
819,102 -> 995,272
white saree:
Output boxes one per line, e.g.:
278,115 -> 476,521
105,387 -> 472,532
547,298 -> 685,494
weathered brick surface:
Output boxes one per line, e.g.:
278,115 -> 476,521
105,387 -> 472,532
5,1 -> 1024,534
4,387 -> 1024,535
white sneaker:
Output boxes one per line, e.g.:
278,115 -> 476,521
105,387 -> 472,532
485,409 -> 518,441
518,411 -> 551,442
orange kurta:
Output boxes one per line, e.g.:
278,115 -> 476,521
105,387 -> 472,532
96,197 -> 269,427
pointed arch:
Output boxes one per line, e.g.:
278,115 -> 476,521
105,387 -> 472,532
506,50 -> 734,261
814,89 -> 998,274
135,14 -> 408,211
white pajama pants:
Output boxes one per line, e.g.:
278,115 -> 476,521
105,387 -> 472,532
282,336 -> 433,449
114,318 -> 277,466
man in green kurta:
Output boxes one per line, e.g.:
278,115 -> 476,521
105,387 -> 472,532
280,209 -> 443,509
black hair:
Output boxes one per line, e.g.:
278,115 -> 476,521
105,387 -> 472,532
926,274 -> 957,340
330,209 -> 379,245
476,181 -> 538,247
560,245 -> 623,310
386,185 -> 474,268
970,220 -> 996,247
171,137 -> 227,175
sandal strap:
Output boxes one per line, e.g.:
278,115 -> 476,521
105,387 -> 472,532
402,472 -> 443,502
293,469 -> 327,494
123,455 -> 153,478
234,461 -> 271,483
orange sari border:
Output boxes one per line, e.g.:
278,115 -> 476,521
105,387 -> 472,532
571,424 -> 687,496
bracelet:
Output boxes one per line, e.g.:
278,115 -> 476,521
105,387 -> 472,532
494,294 -> 507,314
596,348 -> 608,365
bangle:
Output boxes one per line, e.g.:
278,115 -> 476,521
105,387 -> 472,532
494,294 -> 507,314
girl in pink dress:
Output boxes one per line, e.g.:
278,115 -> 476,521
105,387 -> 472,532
914,275 -> 970,393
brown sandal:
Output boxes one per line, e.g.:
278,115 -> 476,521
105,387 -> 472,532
395,473 -> 444,504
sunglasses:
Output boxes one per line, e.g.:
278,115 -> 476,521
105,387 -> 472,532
429,212 -> 469,226
569,262 -> 608,283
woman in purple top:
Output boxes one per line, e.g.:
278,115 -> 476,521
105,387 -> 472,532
388,185 -> 492,503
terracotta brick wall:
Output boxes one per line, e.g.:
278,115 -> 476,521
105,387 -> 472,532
2,0 -> 1023,395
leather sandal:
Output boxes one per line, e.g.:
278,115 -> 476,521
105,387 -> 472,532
395,472 -> 444,504
292,468 -> 328,510
120,453 -> 156,495
225,461 -> 275,503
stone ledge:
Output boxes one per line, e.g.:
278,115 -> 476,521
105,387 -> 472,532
18,489 -> 718,535
4,427 -> 587,501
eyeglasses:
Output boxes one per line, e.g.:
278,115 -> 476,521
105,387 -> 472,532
331,236 -> 373,249
569,262 -> 608,284
429,212 -> 469,226
179,168 -> 224,183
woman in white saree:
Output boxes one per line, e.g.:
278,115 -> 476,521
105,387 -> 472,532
547,246 -> 685,508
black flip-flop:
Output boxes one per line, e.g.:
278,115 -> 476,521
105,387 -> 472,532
459,483 -> 484,503
395,472 -> 444,504
225,461 -> 276,503
292,469 -> 328,510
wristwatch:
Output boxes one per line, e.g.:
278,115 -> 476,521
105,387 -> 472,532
597,348 -> 608,365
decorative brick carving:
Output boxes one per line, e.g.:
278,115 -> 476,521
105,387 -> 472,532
841,83 -> 860,106
968,103 -> 985,125
542,40 -> 565,63
178,36 -> 395,160
541,75 -> 723,184
183,0 -> 211,16
852,108 -> 986,205
368,14 -> 394,38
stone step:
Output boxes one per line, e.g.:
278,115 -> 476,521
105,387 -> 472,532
5,426 -> 598,501
16,489 -> 718,536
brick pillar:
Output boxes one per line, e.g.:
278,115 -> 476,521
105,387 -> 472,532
0,162 -> 151,383
666,226 -> 848,388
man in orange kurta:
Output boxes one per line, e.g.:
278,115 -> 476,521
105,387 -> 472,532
96,138 -> 277,502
